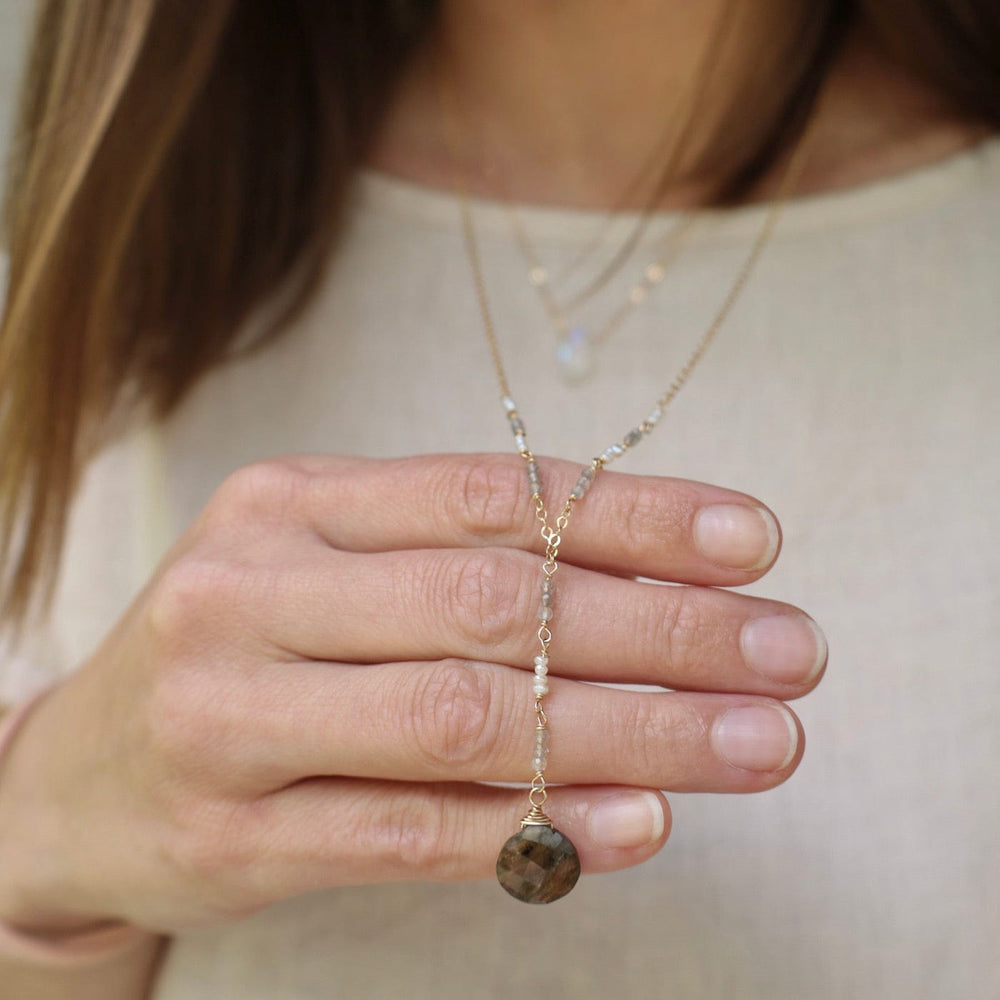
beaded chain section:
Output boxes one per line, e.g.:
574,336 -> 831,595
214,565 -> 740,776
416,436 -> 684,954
457,120 -> 817,904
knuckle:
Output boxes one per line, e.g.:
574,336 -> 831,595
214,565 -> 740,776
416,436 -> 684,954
147,547 -> 285,652
609,697 -> 662,775
614,694 -> 706,780
365,792 -> 450,876
405,660 -> 498,772
164,801 -> 263,919
645,586 -> 705,666
147,555 -> 244,642
143,665 -> 235,781
449,458 -> 526,541
617,481 -> 661,553
443,549 -> 530,650
168,803 -> 234,878
208,458 -> 309,524
144,664 -> 201,757
615,480 -> 687,554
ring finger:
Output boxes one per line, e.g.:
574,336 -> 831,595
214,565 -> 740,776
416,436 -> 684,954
220,659 -> 804,795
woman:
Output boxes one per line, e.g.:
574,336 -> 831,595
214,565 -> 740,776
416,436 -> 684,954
0,1 -> 997,997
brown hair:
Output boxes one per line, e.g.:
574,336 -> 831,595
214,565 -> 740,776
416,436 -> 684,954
0,0 -> 997,634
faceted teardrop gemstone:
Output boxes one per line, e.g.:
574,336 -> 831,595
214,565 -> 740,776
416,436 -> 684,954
496,825 -> 581,903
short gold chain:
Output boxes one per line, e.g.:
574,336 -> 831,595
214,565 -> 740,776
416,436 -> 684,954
508,203 -> 704,349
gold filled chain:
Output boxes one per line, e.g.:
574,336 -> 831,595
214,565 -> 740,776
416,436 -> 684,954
462,117 -> 816,422
454,107 -> 819,904
507,203 -> 703,380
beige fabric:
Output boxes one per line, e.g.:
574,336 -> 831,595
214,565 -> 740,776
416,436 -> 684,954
4,137 -> 999,998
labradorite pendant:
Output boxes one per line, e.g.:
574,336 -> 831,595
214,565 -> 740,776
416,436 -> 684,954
496,824 -> 581,904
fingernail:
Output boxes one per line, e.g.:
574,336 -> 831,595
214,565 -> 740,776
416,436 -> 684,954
711,705 -> 798,772
587,790 -> 665,849
740,614 -> 828,685
693,504 -> 779,571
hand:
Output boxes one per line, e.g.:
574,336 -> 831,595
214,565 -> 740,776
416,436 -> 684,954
0,453 -> 825,933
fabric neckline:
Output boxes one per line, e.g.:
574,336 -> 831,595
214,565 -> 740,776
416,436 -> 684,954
353,133 -> 1000,245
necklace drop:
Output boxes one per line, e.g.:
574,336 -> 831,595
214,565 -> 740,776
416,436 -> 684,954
496,824 -> 581,904
556,326 -> 593,382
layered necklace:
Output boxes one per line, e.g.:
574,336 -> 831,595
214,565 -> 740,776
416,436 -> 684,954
454,117 -> 816,903
466,108 -> 706,385
508,203 -> 703,382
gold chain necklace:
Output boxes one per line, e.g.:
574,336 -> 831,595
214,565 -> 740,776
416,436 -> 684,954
507,202 -> 703,382
438,23 -> 715,370
500,124 -> 686,305
456,125 -> 816,904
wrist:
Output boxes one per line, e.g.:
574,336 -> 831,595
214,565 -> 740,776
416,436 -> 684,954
0,692 -> 152,966
0,916 -> 153,968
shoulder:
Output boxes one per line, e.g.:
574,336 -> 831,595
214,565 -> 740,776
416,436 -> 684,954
787,30 -> 997,200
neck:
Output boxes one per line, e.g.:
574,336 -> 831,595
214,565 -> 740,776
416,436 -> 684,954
375,0 -> 769,207
368,1 -> 989,209
439,0 -> 745,203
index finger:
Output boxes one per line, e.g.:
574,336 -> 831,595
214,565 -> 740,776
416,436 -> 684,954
233,452 -> 780,586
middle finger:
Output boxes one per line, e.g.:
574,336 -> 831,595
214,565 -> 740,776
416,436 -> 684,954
259,546 -> 827,695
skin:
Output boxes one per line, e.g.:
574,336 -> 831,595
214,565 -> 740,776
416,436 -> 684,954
0,455 -> 817,997
371,0 -> 991,205
0,455 -> 814,923
0,1 -> 990,996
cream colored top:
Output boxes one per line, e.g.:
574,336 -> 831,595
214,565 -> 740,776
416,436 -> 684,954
3,137 -> 1000,999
